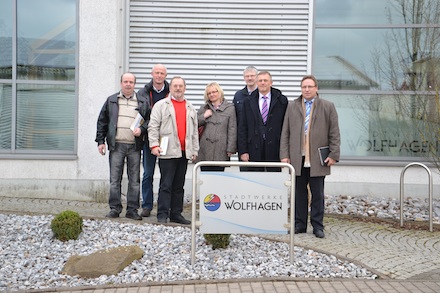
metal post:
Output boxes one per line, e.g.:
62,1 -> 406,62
400,162 -> 433,232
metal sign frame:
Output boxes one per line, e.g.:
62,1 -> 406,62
191,161 -> 295,266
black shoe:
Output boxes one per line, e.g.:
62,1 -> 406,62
157,217 -> 167,224
141,208 -> 151,217
170,215 -> 191,225
105,210 -> 119,218
294,227 -> 306,234
126,211 -> 142,220
314,230 -> 325,238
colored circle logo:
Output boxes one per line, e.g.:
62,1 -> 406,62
203,194 -> 221,211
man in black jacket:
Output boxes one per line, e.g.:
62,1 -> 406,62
137,64 -> 169,217
233,66 -> 258,127
238,70 -> 288,171
95,72 -> 150,220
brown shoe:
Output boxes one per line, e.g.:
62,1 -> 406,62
141,208 -> 151,217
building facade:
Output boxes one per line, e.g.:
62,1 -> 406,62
0,0 -> 438,201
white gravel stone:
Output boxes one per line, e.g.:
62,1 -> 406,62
1,194 -> 438,291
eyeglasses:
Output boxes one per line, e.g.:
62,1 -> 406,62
207,90 -> 218,95
301,85 -> 316,89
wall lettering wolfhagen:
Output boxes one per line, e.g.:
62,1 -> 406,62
364,140 -> 437,153
346,139 -> 439,153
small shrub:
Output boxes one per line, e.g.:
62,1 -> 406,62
203,234 -> 230,249
51,210 -> 83,242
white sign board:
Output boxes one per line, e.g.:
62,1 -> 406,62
199,171 -> 289,234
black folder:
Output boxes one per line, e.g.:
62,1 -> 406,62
318,146 -> 330,166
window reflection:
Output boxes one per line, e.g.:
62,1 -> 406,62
1,0 -> 77,154
17,0 -> 76,81
16,84 -> 75,151
325,94 -> 439,158
0,0 -> 13,79
315,0 -> 437,25
0,84 -> 12,150
313,28 -> 440,91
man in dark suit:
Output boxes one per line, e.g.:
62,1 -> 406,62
238,70 -> 288,171
280,75 -> 340,239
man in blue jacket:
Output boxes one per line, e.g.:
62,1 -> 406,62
95,72 -> 150,220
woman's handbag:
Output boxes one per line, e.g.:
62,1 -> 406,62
198,125 -> 205,140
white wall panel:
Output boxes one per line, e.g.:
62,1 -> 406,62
129,0 -> 310,107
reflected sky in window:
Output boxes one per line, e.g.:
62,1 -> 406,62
315,0 -> 438,25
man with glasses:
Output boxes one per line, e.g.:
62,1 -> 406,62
280,75 -> 340,238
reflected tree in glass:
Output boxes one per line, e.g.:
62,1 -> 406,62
369,0 -> 440,169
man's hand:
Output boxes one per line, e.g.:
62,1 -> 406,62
281,158 -> 290,164
133,128 -> 142,137
240,153 -> 249,162
325,157 -> 336,166
151,147 -> 161,157
98,144 -> 106,155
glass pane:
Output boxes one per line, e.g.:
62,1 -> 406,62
17,0 -> 76,81
326,94 -> 439,158
16,84 -> 75,151
315,0 -> 439,25
0,0 -> 13,79
313,28 -> 440,91
0,83 -> 12,149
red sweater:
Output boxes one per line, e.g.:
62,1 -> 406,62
172,99 -> 187,150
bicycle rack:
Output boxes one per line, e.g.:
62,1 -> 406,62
400,162 -> 433,232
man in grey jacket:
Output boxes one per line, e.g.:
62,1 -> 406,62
148,76 -> 199,224
280,75 -> 340,238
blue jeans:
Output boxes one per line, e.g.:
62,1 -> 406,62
141,143 -> 157,210
157,153 -> 188,220
109,143 -> 141,214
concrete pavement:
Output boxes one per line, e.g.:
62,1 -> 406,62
1,195 -> 440,293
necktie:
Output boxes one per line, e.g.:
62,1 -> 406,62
304,100 -> 313,134
261,96 -> 268,124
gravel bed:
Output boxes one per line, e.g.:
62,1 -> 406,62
1,215 -> 374,291
2,194 -> 439,291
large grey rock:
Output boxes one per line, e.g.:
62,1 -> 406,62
62,245 -> 144,278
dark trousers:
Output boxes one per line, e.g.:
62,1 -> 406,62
157,152 -> 188,220
201,166 -> 225,172
242,140 -> 281,172
141,144 -> 157,210
295,159 -> 325,232
109,143 -> 141,214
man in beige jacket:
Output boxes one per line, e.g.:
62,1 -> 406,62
280,75 -> 340,238
148,76 -> 199,224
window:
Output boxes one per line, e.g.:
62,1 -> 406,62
314,0 -> 440,160
0,0 -> 77,156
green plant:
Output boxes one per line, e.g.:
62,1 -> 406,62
203,234 -> 231,249
51,210 -> 83,242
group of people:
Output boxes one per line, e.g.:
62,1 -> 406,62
95,64 -> 340,238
